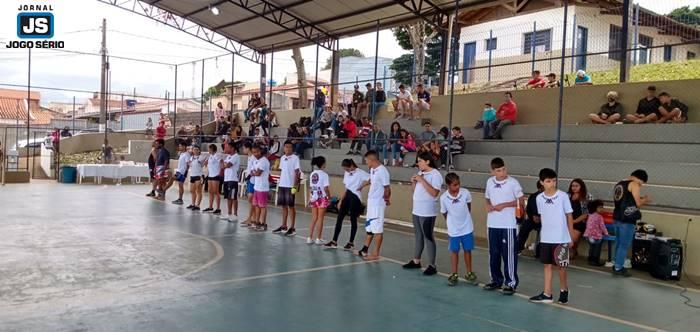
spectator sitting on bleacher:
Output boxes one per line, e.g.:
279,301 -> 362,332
474,103 -> 497,139
267,135 -> 281,167
544,73 -> 560,88
418,121 -> 437,149
371,82 -> 387,120
156,120 -> 166,140
487,92 -> 517,140
367,123 -> 388,164
316,106 -> 334,136
253,127 -> 268,146
440,127 -> 465,170
398,129 -> 416,167
589,91 -> 622,124
355,83 -> 372,119
266,109 -> 278,127
657,92 -> 689,123
314,89 -> 326,120
412,84 -> 432,121
393,84 -> 413,120
626,85 -> 660,124
339,115 -> 357,142
294,127 -> 313,157
245,93 -> 262,122
389,122 -> 402,166
350,85 -> 364,118
190,125 -> 203,148
215,116 -> 230,137
574,70 -> 592,86
526,70 -> 546,89
215,102 -> 226,121
348,117 -> 371,156
177,125 -> 188,138
60,126 -> 72,138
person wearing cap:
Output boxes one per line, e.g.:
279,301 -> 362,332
544,73 -> 560,88
574,70 -> 592,86
351,85 -> 364,117
589,91 -> 622,124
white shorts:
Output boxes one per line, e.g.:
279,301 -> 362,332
414,100 -> 430,111
365,204 -> 385,234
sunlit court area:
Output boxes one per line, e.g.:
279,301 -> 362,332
1,0 -> 700,331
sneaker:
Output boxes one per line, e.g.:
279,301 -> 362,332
213,209 -> 221,215
323,241 -> 338,249
285,228 -> 297,236
447,273 -> 459,286
172,199 -> 184,205
202,208 -> 214,213
255,224 -> 268,232
423,265 -> 438,276
219,214 -> 230,220
146,191 -> 156,197
355,249 -> 368,257
227,215 -> 237,222
624,259 -> 632,269
240,221 -> 251,227
306,237 -> 313,244
272,226 -> 288,234
314,238 -> 326,245
502,286 -> 516,296
482,282 -> 502,291
402,260 -> 422,269
529,292 -> 554,303
465,272 -> 478,285
186,205 -> 195,209
448,165 -> 455,171
604,261 -> 614,267
343,243 -> 355,251
612,267 -> 631,277
558,290 -> 569,304
191,206 -> 200,211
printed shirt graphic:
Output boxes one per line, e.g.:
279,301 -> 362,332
309,170 -> 330,202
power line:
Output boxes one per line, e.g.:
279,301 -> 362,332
108,29 -> 223,53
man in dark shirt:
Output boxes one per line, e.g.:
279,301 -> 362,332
626,85 -> 661,124
516,181 -> 543,256
154,138 -> 171,201
413,83 -> 432,120
350,85 -> 364,117
589,91 -> 622,124
657,92 -> 688,123
356,82 -> 373,119
245,93 -> 262,122
370,82 -> 386,120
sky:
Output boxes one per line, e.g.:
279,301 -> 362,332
0,0 -> 698,104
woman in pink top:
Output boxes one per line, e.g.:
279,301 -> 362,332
584,200 -> 609,266
398,129 -> 416,166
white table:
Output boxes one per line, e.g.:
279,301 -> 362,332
77,164 -> 150,184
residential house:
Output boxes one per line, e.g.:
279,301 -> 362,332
456,0 -> 700,84
0,88 -> 62,126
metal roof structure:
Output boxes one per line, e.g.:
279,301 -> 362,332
97,0 -> 508,64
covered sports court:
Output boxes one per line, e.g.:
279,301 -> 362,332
1,182 -> 699,331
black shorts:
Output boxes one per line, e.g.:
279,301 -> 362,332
539,243 -> 567,265
208,175 -> 223,182
190,176 -> 202,183
224,181 -> 238,200
573,221 -> 587,233
276,187 -> 296,207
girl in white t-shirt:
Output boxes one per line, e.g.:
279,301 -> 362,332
187,145 -> 206,211
403,151 -> 443,276
204,144 -> 224,215
324,158 -> 370,251
307,156 -> 331,245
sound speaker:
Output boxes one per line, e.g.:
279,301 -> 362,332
649,238 -> 683,280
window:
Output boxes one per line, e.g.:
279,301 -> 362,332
523,29 -> 551,54
663,45 -> 673,62
609,24 -> 624,60
688,51 -> 697,60
485,37 -> 497,51
637,34 -> 653,64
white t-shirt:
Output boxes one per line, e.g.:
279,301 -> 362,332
207,153 -> 223,177
536,190 -> 573,244
223,154 -> 240,182
278,154 -> 300,188
412,168 -> 443,217
343,168 -> 370,200
397,90 -> 413,101
245,155 -> 257,185
484,176 -> 524,229
188,155 -> 206,177
440,188 -> 474,237
309,170 -> 330,202
367,165 -> 390,206
252,156 -> 270,191
176,151 -> 191,175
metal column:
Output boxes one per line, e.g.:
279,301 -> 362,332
230,54 -> 234,121
571,14 -> 577,72
447,0 -> 459,170
554,0 -> 570,173
268,45 -> 274,136
531,21 -> 537,73
200,60 -> 205,127
487,29 -> 493,82
26,47 -> 31,169
311,37 -> 320,158
173,65 -> 178,139
619,0 -> 632,82
371,20 -> 380,125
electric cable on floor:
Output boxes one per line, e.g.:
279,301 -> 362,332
677,218 -> 700,309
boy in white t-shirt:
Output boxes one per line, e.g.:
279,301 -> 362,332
356,150 -> 391,261
250,144 -> 271,231
222,142 -> 240,222
392,84 -> 413,119
483,158 -> 524,296
165,141 -> 190,205
529,168 -> 574,305
273,141 -> 301,236
440,173 -> 478,286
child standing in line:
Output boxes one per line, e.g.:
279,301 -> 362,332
307,156 -> 331,245
250,144 -> 270,231
483,157 -> 524,295
187,146 -> 206,211
583,200 -> 609,266
529,168 -> 575,305
241,142 -> 257,227
440,173 -> 478,286
222,141 -> 240,222
356,150 -> 391,261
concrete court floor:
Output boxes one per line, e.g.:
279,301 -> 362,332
1,182 -> 699,332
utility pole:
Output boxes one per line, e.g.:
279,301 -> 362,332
99,18 -> 108,133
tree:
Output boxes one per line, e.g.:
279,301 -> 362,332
392,23 -> 440,87
391,26 -> 442,87
291,47 -> 308,108
668,6 -> 700,26
202,86 -> 223,102
322,48 -> 364,70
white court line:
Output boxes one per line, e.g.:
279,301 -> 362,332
201,260 -> 375,287
175,231 -> 225,279
461,312 -> 528,332
208,225 -> 337,238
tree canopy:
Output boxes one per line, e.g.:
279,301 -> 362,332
668,6 -> 700,26
322,48 -> 364,70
